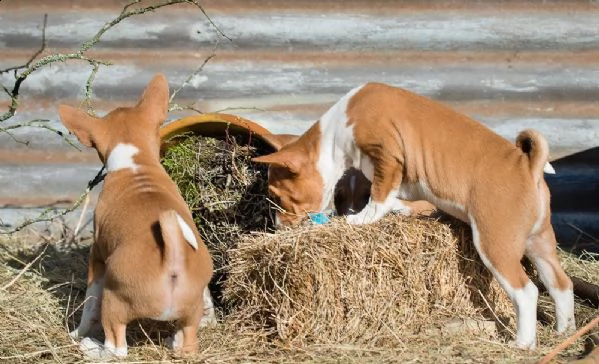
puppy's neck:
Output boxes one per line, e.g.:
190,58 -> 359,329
316,123 -> 348,211
105,142 -> 160,175
106,143 -> 141,173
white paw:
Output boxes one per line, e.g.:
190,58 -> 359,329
199,307 -> 217,327
69,329 -> 80,340
346,202 -> 384,225
79,337 -> 104,359
78,337 -> 127,359
391,199 -> 412,215
508,339 -> 537,351
556,317 -> 576,335
346,212 -> 375,225
165,331 -> 184,351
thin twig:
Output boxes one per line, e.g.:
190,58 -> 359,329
169,53 -> 217,105
538,316 -> 599,364
0,14 -> 48,75
1,244 -> 49,291
477,290 -> 515,337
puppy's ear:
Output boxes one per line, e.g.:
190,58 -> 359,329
260,133 -> 299,150
252,149 -> 306,175
137,73 -> 169,126
58,105 -> 102,147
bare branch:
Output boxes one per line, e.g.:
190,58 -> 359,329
0,14 -> 48,76
169,53 -> 216,108
1,0 -> 229,233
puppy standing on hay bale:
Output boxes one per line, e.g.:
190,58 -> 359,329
252,82 -> 575,349
58,74 -> 214,358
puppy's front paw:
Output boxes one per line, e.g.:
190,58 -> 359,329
346,201 -> 385,225
346,212 -> 373,225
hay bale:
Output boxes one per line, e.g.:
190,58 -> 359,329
223,215 -> 514,346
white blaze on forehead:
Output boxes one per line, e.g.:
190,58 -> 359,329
176,213 -> 198,250
106,143 -> 140,173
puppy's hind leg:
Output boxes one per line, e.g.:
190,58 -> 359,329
168,300 -> 204,355
470,216 -> 539,349
526,226 -> 575,334
70,246 -> 105,339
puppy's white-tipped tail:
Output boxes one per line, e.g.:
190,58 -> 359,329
516,129 -> 554,184
158,210 -> 198,273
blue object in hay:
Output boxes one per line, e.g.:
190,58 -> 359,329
308,212 -> 330,225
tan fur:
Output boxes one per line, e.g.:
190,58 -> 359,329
60,74 -> 212,356
253,83 -> 574,346
254,123 -> 324,225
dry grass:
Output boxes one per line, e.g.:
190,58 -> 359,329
1,218 -> 598,362
1,133 -> 597,362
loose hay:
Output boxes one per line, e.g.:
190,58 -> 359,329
160,132 -> 274,303
223,215 -> 515,346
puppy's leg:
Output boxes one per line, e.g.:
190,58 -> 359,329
70,246 -> 105,339
99,290 -> 128,358
470,216 -> 538,349
199,286 -> 217,327
526,227 -> 575,334
169,300 -> 203,355
347,154 -> 404,224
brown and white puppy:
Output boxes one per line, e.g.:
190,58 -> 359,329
60,74 -> 214,358
253,82 -> 574,349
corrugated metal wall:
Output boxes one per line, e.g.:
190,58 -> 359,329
1,1 -> 598,239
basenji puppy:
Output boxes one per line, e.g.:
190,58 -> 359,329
253,82 -> 575,349
60,74 -> 215,358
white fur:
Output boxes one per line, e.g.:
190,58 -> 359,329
347,188 -> 400,224
551,288 -> 575,333
511,282 -> 539,349
199,286 -> 217,327
544,162 -> 555,174
528,256 -> 575,333
106,143 -> 140,173
165,330 -> 184,350
79,337 -> 127,359
470,216 -> 538,349
154,307 -> 176,321
70,277 -> 104,339
104,340 -> 127,358
316,84 -> 365,211
391,199 -> 412,215
176,213 -> 198,250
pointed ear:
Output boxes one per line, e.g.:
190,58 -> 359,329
260,133 -> 299,150
252,149 -> 306,174
137,73 -> 169,124
58,104 -> 102,147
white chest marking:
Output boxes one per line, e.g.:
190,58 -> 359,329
176,213 -> 198,250
106,143 -> 140,173
316,84 -> 366,211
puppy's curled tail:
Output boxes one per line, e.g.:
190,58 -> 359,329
516,129 -> 555,184
158,210 -> 198,273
